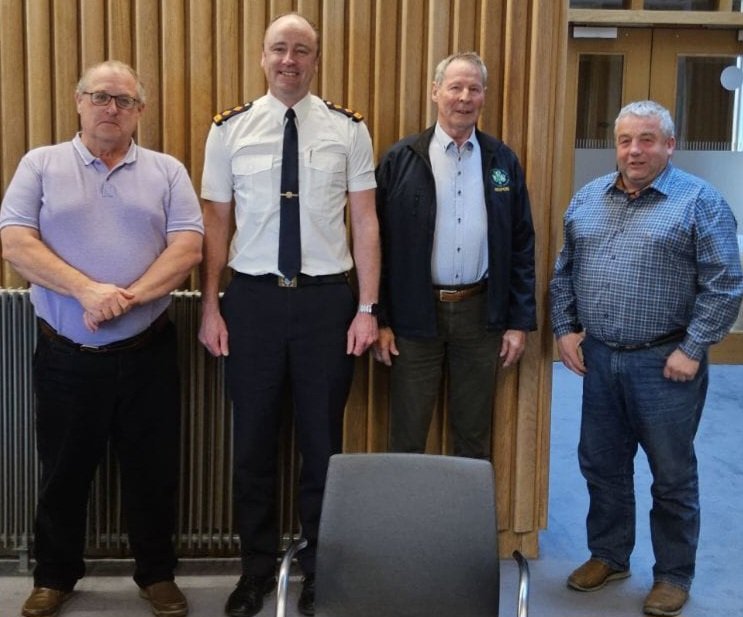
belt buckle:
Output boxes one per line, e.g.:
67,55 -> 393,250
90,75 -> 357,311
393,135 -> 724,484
79,344 -> 103,353
438,289 -> 457,302
278,276 -> 298,288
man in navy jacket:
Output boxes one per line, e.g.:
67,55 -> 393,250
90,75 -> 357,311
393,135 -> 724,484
373,52 -> 536,458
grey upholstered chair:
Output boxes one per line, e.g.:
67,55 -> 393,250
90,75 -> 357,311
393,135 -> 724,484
276,453 -> 529,617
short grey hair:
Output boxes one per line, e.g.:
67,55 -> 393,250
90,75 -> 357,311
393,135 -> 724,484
76,60 -> 146,105
434,52 -> 488,88
615,100 -> 674,139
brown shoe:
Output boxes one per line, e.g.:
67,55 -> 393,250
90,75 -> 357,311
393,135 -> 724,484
643,582 -> 689,616
139,580 -> 188,617
21,587 -> 72,617
567,558 -> 630,591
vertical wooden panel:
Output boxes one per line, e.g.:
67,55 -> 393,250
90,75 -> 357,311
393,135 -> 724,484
452,0 -> 477,52
161,0 -> 187,162
347,0 -> 373,123
372,0 -> 399,154
0,0 -> 26,288
399,0 -> 426,137
425,0 -> 451,125
25,1 -> 53,149
320,0 -> 346,103
108,0 -> 133,62
188,0 -> 213,190
80,0 -> 106,67
51,0 -> 79,142
133,0 -> 162,150
242,2 -> 268,101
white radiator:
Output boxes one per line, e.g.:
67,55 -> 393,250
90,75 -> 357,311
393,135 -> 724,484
0,289 -> 300,566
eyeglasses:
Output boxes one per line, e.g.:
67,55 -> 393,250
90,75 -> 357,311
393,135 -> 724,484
83,91 -> 140,110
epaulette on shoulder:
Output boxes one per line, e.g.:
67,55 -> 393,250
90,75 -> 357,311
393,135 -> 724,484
323,100 -> 364,122
213,102 -> 254,126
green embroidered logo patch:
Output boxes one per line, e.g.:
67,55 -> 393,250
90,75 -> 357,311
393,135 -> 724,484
490,168 -> 510,192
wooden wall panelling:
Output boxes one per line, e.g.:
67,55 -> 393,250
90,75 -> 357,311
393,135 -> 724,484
0,0 -> 566,559
52,0 -> 80,143
242,3 -> 268,102
161,0 -> 188,164
80,0 -> 106,70
452,0 -> 477,53
372,0 -> 400,156
26,0 -> 54,150
0,0 -> 26,287
320,0 -> 346,103
478,0 -> 504,136
134,0 -> 162,151
399,0 -> 426,138
188,0 -> 213,192
108,0 -> 133,62
425,0 -> 451,127
346,0 -> 373,132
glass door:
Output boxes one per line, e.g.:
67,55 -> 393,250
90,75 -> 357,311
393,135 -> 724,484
563,27 -> 743,361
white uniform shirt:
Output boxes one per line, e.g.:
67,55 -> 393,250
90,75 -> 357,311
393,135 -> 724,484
201,92 -> 376,276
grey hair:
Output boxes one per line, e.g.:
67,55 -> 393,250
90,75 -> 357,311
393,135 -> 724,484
615,100 -> 674,138
434,52 -> 488,88
76,60 -> 146,105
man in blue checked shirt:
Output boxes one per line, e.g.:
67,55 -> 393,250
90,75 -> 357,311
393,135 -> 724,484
550,100 -> 743,617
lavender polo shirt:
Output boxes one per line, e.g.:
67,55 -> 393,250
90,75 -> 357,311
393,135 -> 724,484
0,134 -> 204,345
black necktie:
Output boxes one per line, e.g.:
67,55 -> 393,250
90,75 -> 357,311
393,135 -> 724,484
279,108 -> 301,280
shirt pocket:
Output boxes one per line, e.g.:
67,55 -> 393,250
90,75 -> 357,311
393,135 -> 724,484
304,146 -> 347,215
232,153 -> 275,213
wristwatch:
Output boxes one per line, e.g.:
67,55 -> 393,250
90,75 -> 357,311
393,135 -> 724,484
358,303 -> 379,316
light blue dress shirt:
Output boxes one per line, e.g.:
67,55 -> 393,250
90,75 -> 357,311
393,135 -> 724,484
429,123 -> 488,286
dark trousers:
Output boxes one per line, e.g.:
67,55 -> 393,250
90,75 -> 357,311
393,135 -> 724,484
389,293 -> 502,459
222,274 -> 355,576
31,322 -> 181,591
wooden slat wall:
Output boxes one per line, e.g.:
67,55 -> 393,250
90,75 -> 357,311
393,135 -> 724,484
0,0 -> 568,558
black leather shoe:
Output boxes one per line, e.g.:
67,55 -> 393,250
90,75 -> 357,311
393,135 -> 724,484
224,575 -> 276,617
298,574 -> 315,616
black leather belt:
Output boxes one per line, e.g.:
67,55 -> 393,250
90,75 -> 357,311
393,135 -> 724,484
236,272 -> 349,288
37,312 -> 170,354
433,281 -> 486,303
604,330 -> 686,352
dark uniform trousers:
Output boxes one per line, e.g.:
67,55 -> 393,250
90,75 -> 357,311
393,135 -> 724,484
221,273 -> 355,576
32,321 -> 180,591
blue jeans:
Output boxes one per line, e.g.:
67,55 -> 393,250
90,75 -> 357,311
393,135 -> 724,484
579,335 -> 708,590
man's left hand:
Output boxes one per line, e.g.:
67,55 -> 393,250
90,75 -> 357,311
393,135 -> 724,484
663,348 -> 700,382
346,312 -> 379,356
500,329 -> 527,368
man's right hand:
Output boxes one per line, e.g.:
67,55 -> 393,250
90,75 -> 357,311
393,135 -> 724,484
371,326 -> 399,366
556,331 -> 586,376
198,308 -> 230,357
78,282 -> 135,331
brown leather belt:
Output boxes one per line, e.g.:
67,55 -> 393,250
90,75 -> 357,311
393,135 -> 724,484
37,311 -> 170,354
433,281 -> 486,303
236,272 -> 349,288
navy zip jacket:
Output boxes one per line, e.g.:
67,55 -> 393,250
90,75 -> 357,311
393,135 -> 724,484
376,125 -> 537,338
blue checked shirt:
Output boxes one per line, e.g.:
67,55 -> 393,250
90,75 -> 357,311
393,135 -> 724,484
550,163 -> 743,360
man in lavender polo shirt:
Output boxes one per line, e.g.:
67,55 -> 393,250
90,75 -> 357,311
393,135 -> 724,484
0,60 -> 203,617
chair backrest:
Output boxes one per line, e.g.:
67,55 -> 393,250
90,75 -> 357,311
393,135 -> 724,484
315,453 -> 500,617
